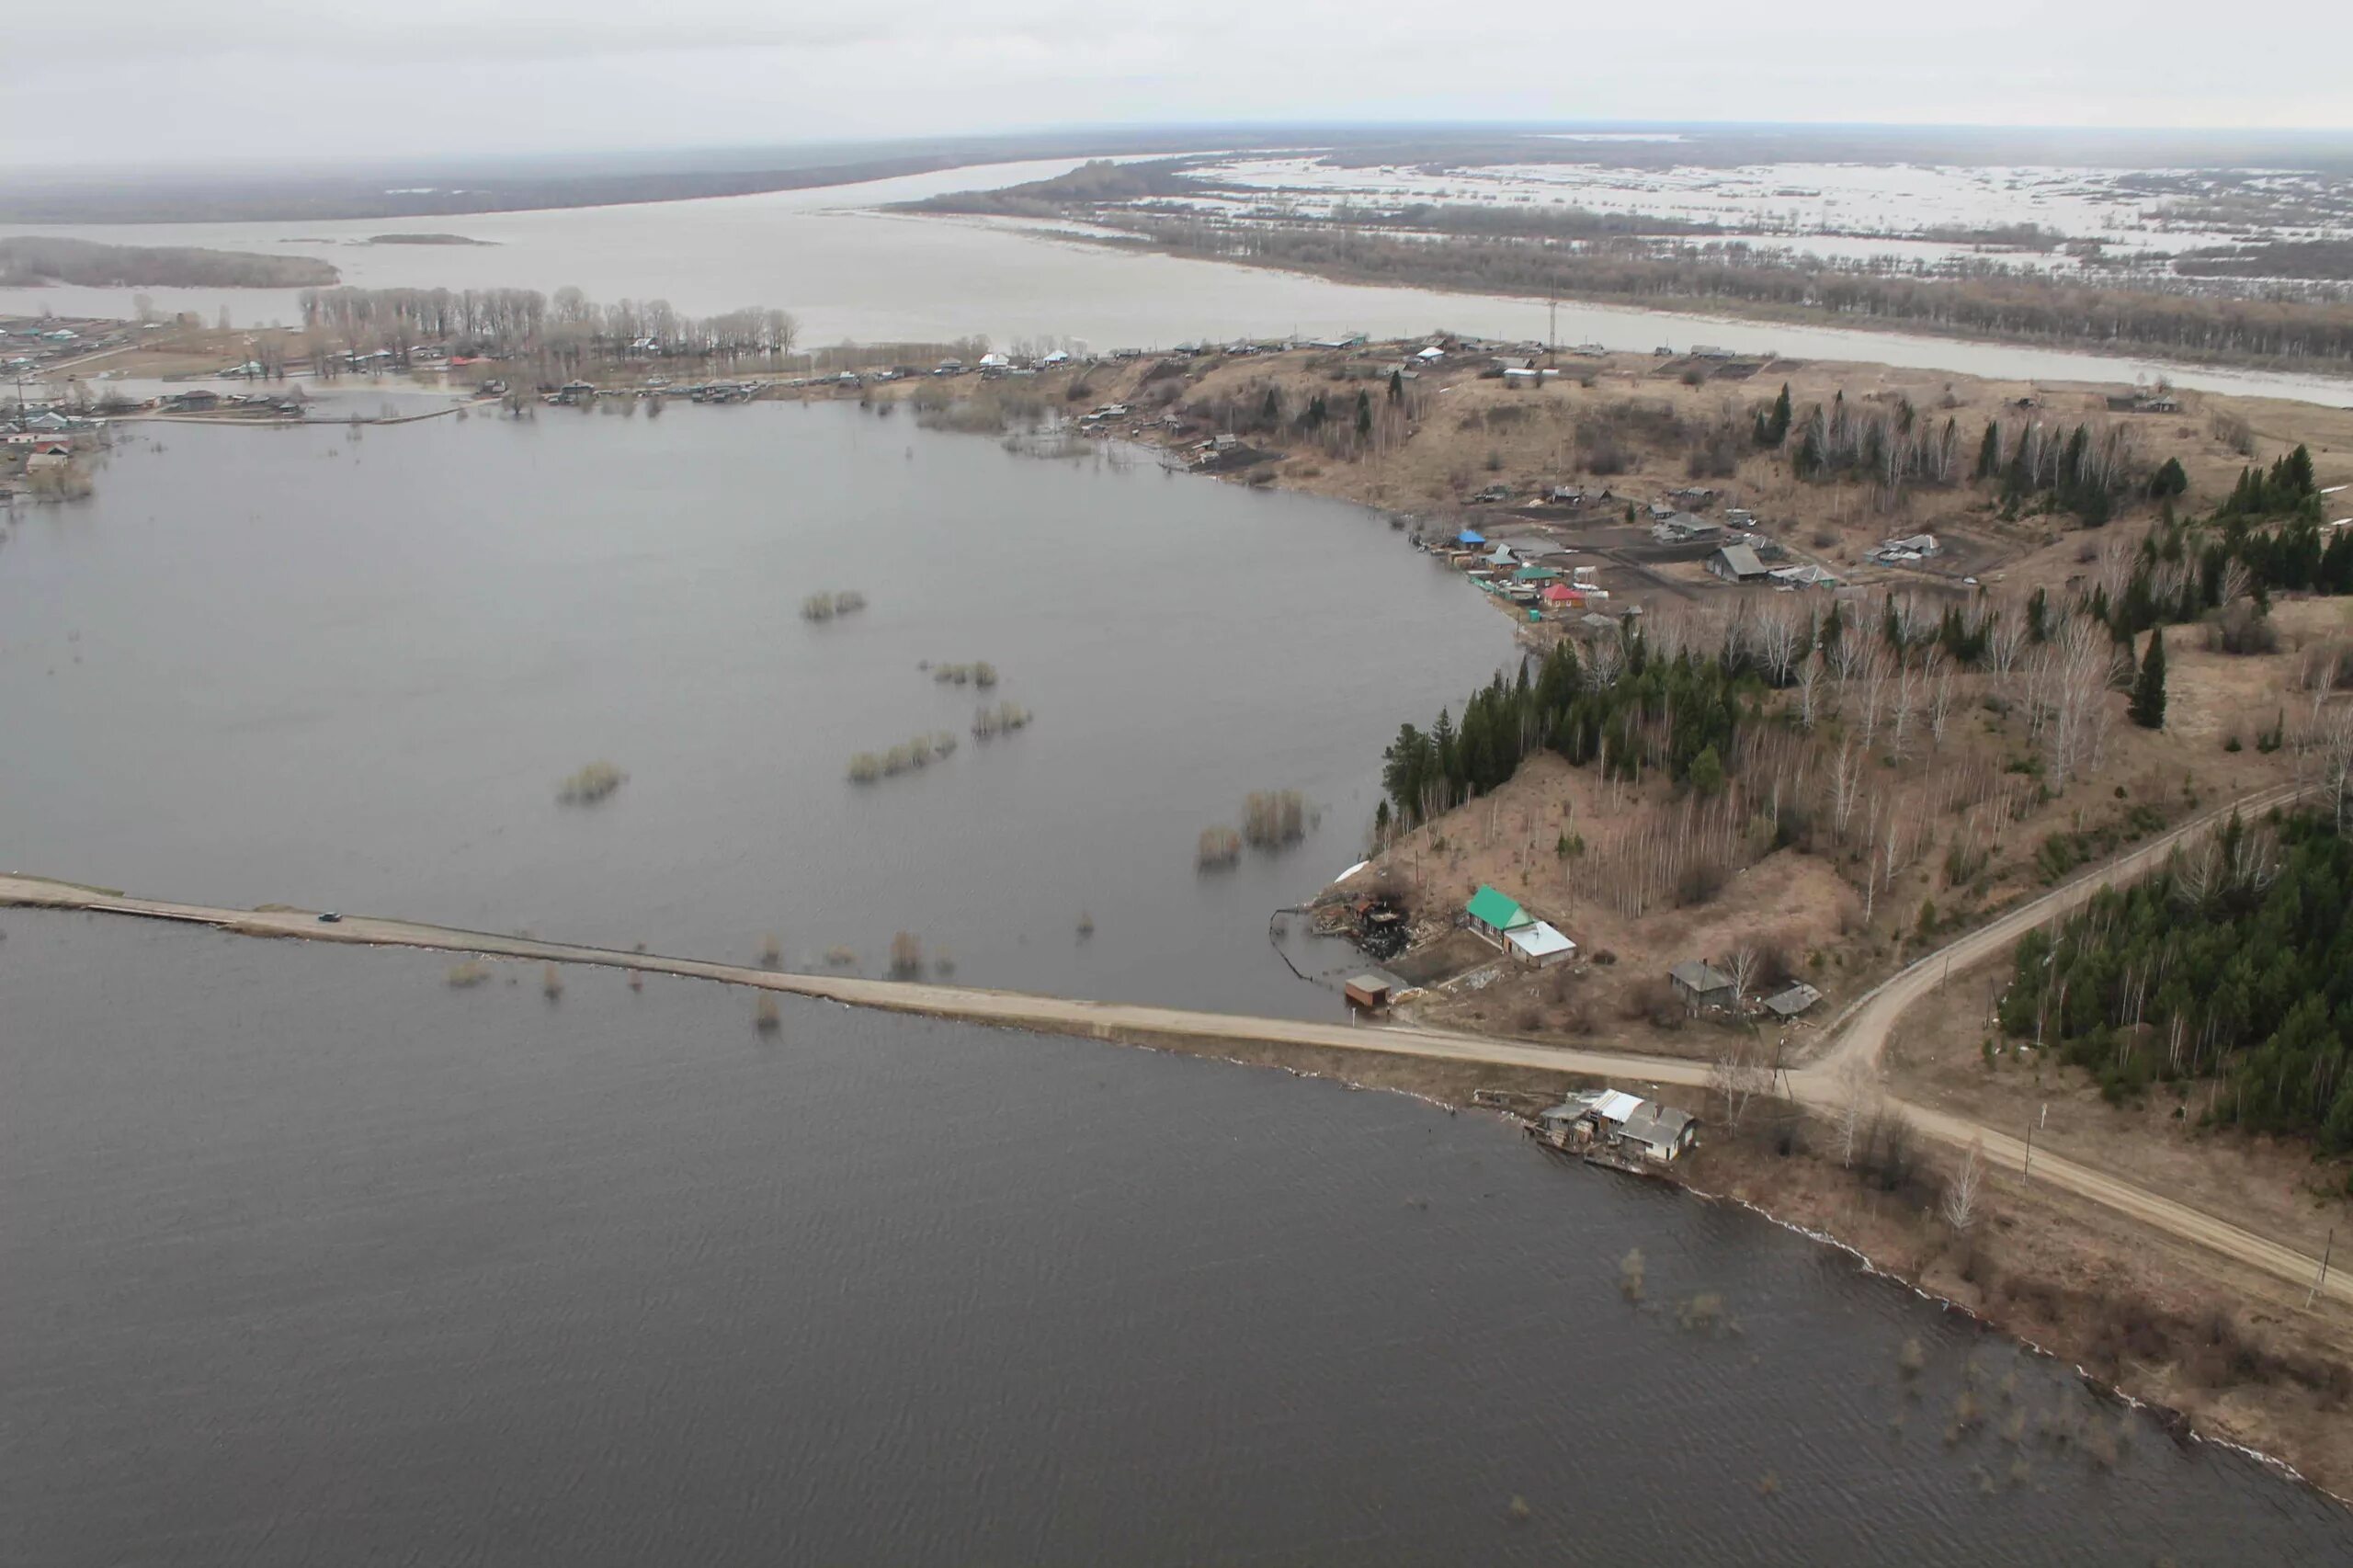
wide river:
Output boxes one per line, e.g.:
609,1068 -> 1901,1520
4,156 -> 2349,408
6,914 -> 2349,1564
0,401 -> 1512,1016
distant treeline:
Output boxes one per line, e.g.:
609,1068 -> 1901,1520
905,158 -> 1211,219
2175,240 -> 2353,282
297,285 -> 796,364
1129,221 -> 2353,369
0,236 -> 339,289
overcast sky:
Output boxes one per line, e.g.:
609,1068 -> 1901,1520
15,0 -> 2350,167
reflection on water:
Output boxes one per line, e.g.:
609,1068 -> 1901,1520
4,915 -> 2347,1566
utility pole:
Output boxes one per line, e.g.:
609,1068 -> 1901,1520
1548,297 -> 1558,367
2312,1228 -> 2335,1308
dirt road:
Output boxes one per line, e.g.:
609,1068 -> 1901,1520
1800,780 -> 2312,1085
0,874 -> 1716,1094
6,798 -> 2342,1306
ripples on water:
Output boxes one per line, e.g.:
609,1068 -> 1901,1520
5,915 -> 2347,1565
0,404 -> 1510,1017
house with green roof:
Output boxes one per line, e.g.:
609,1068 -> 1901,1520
1464,884 -> 1535,946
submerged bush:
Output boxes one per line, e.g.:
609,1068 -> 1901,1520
1197,825 -> 1244,869
801,589 -> 868,622
557,761 -> 626,804
1242,789 -> 1307,848
972,700 -> 1032,738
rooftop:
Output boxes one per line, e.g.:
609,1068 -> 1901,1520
1670,960 -> 1734,992
1465,884 -> 1532,931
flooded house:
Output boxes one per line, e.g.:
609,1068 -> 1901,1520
1533,1089 -> 1700,1165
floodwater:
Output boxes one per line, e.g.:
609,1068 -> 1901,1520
5,914 -> 2349,1565
0,401 -> 1513,1016
5,157 -> 2349,408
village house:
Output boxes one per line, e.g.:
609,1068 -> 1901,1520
1653,513 -> 1721,544
1669,960 -> 1738,1011
1534,1089 -> 1700,1164
1870,532 -> 1940,563
1707,543 -> 1770,583
1769,563 -> 1841,590
1463,884 -> 1535,947
1462,884 -> 1574,965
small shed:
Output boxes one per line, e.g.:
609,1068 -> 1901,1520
1669,960 -> 1737,1010
1344,974 -> 1393,1010
1762,982 -> 1822,1018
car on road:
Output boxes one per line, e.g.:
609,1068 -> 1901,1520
317,911 -> 342,924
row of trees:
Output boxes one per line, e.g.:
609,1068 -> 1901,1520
296,285 -> 798,369
1757,387 -> 2140,523
1136,221 -> 2353,369
2000,813 -> 2353,1144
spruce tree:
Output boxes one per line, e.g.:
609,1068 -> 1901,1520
1975,419 -> 2000,480
2130,628 -> 2167,729
1688,744 -> 1725,797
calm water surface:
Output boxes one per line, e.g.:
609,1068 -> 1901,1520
0,402 -> 1509,1015
4,157 -> 2348,406
4,915 -> 2347,1565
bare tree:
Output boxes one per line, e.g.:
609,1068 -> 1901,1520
2322,710 -> 2353,833
1754,600 -> 1802,687
1710,1034 -> 1773,1134
1723,945 -> 1760,1003
1794,651 -> 1824,730
1585,631 -> 1625,690
1890,654 -> 1920,757
1942,1137 -> 1986,1233
1985,608 -> 2027,689
1927,654 -> 1957,749
1827,741 -> 1864,838
1853,638 -> 1892,749
1836,1064 -> 1879,1169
